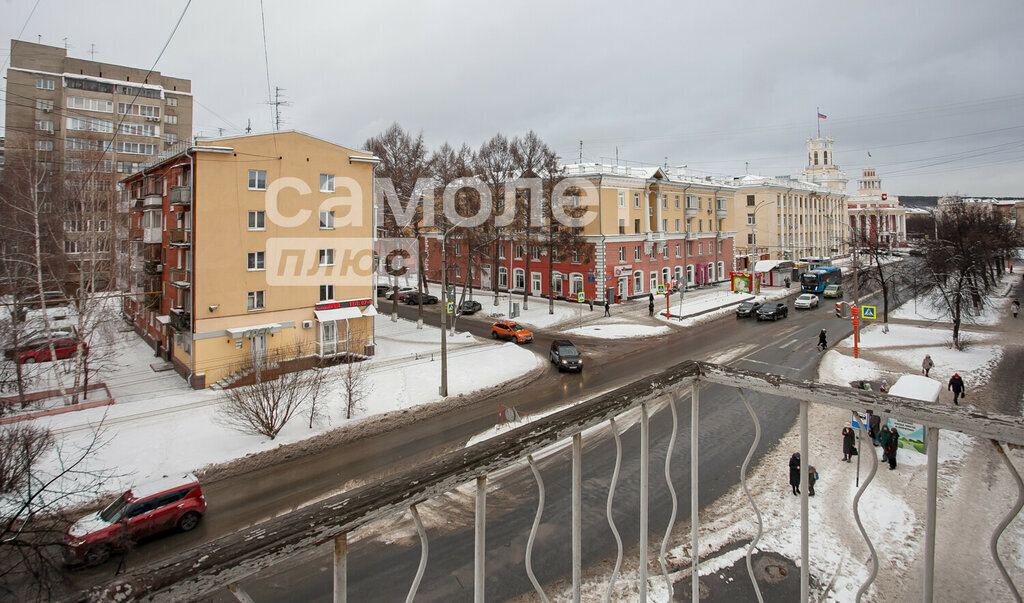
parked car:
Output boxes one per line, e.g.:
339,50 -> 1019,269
756,302 -> 789,321
549,339 -> 583,372
384,286 -> 415,300
735,300 -> 763,318
403,291 -> 438,305
64,473 -> 206,566
822,284 -> 843,298
21,290 -> 68,309
490,321 -> 533,343
458,300 -> 483,315
794,293 -> 820,309
17,338 -> 86,364
3,329 -> 75,360
375,284 -> 392,297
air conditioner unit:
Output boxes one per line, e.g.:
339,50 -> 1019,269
145,116 -> 159,122
42,107 -> 52,113
302,320 -> 313,329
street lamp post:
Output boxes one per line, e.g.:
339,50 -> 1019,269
439,218 -> 467,397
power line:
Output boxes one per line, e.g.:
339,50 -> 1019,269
259,0 -> 274,130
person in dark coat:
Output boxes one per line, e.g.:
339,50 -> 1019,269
879,426 -> 891,462
885,427 -> 900,469
817,329 -> 828,351
649,298 -> 655,317
789,452 -> 801,495
604,298 -> 611,317
867,411 -> 881,445
841,426 -> 856,462
948,373 -> 965,405
807,465 -> 817,496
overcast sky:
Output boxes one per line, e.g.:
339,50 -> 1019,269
3,0 -> 1023,196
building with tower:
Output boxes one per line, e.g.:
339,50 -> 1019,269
848,168 -> 907,249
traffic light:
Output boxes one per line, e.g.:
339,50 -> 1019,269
881,193 -> 887,201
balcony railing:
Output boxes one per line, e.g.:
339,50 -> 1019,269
169,268 -> 190,288
169,185 -> 191,206
169,228 -> 191,247
81,361 -> 1024,603
169,307 -> 190,331
143,227 -> 162,245
685,207 -> 698,218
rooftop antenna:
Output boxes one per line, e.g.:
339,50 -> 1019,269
37,35 -> 41,43
89,43 -> 97,60
265,86 -> 290,131
245,118 -> 252,134
664,156 -> 668,168
578,140 -> 583,164
62,37 -> 67,50
615,147 -> 618,165
745,161 -> 749,175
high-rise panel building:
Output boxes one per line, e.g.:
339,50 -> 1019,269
2,40 -> 192,291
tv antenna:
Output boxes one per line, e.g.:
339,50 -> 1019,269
264,86 -> 290,131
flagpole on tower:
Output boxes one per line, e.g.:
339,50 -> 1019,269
817,107 -> 821,138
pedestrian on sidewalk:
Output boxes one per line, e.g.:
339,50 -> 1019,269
789,452 -> 801,495
948,373 -> 966,405
867,410 -> 881,445
817,329 -> 828,351
842,426 -> 856,462
649,297 -> 655,317
879,379 -> 889,393
587,298 -> 593,312
807,464 -> 818,496
886,427 -> 900,469
922,354 -> 934,377
1012,299 -> 1020,318
604,298 -> 611,317
879,426 -> 891,463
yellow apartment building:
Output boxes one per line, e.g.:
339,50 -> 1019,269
123,131 -> 378,388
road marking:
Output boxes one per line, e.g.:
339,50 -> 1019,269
782,338 -> 798,348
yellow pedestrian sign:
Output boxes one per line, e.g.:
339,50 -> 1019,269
446,302 -> 454,314
861,305 -> 877,319
657,285 -> 665,295
577,292 -> 585,303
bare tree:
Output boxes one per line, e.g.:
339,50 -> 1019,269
474,134 -> 517,306
339,360 -> 372,420
365,124 -> 433,327
219,354 -> 326,440
0,422 -> 112,601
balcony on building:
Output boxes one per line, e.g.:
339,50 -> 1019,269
645,231 -> 665,242
715,200 -> 728,219
169,307 -> 191,331
169,184 -> 191,206
143,226 -> 162,245
169,228 -> 191,248
143,260 -> 163,276
169,268 -> 190,288
685,206 -> 698,219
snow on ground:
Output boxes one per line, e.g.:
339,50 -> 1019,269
10,316 -> 543,509
563,322 -> 672,339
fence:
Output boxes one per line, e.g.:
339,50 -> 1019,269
85,360 -> 1024,602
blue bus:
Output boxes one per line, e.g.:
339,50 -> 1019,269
800,267 -> 842,293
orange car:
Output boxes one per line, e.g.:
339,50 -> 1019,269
490,321 -> 533,343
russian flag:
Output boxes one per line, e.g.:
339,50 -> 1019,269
817,112 -> 827,119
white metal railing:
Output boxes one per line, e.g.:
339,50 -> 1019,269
83,361 -> 1024,602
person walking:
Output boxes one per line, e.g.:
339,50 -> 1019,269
807,464 -> 818,496
879,426 -> 891,463
604,298 -> 611,317
649,297 -> 655,317
1012,299 -> 1020,318
841,426 -> 856,462
817,329 -> 828,351
922,354 -> 934,377
885,427 -> 900,470
789,452 -> 801,495
948,373 -> 966,405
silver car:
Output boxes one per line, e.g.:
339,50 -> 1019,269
794,293 -> 820,309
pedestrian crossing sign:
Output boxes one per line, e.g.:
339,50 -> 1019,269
657,285 -> 665,295
446,302 -> 454,314
861,305 -> 876,319
577,292 -> 585,303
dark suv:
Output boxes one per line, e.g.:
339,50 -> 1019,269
735,300 -> 763,318
550,339 -> 583,373
756,302 -> 789,321
64,474 -> 206,566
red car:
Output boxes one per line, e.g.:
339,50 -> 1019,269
17,338 -> 86,364
64,473 -> 206,566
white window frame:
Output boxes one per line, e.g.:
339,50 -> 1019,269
498,266 -> 508,288
36,78 -> 54,90
248,210 -> 265,230
633,270 -> 643,294
618,191 -> 625,208
319,248 -> 335,266
513,268 -> 526,290
634,246 -> 641,261
248,169 -> 267,191
320,284 -> 334,301
686,264 -> 695,284
320,173 -> 335,193
531,272 -> 542,293
633,193 -> 640,209
247,290 -> 265,311
247,251 -> 265,271
618,247 -> 625,262
650,272 -> 658,292
319,210 -> 335,229
498,245 -> 506,259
